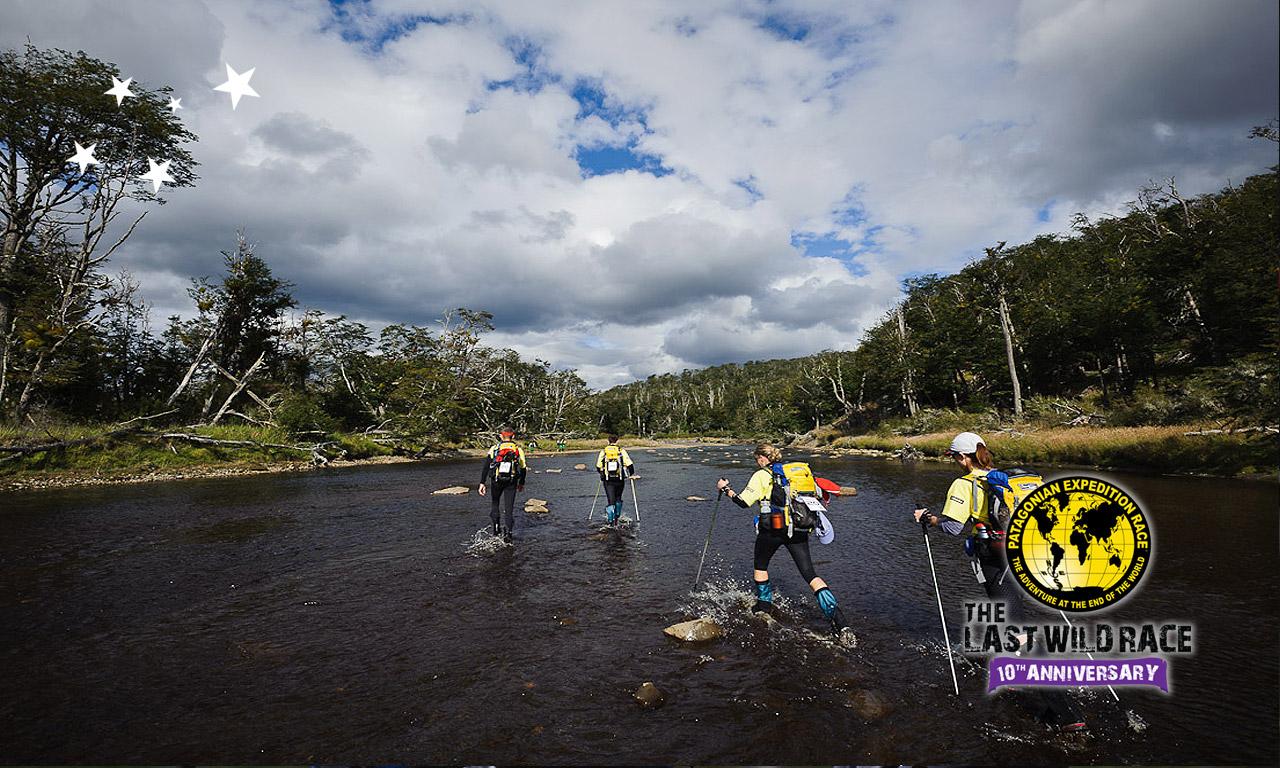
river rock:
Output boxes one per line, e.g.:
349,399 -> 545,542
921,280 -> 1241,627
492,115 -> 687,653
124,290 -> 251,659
686,495 -> 708,501
432,486 -> 470,495
634,681 -> 665,708
839,485 -> 857,496
574,463 -> 588,470
848,688 -> 891,720
544,468 -> 562,473
663,617 -> 724,643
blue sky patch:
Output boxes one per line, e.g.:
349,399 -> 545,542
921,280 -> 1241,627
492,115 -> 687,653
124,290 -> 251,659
576,140 -> 671,177
1036,201 -> 1055,222
791,232 -> 870,276
325,0 -> 463,52
571,79 -> 649,129
486,37 -> 558,93
733,177 -> 764,203
759,13 -> 810,42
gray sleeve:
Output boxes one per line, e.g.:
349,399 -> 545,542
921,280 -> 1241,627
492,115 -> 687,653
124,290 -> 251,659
939,518 -> 966,537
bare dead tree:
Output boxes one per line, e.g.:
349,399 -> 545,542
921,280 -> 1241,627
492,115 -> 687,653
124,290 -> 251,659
12,190 -> 148,418
895,304 -> 919,416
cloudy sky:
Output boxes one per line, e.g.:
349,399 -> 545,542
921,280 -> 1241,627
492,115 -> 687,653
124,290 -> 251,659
4,0 -> 1276,388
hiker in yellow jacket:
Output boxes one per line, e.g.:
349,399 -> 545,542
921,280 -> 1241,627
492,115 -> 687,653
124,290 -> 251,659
479,427 -> 527,542
595,435 -> 635,525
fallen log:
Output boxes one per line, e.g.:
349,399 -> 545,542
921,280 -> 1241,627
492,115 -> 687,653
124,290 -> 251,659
1183,425 -> 1279,436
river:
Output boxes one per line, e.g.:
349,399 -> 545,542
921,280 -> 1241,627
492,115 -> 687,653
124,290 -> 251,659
1,448 -> 1276,765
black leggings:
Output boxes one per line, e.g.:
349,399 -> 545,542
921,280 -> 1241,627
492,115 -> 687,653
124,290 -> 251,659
603,479 -> 625,506
753,528 -> 818,582
489,482 -> 516,531
976,545 -> 1027,623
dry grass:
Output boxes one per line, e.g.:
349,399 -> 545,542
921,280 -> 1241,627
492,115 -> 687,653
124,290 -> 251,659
832,425 -> 1275,476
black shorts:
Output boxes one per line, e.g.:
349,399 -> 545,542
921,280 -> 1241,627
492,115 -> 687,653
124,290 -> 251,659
753,528 -> 818,582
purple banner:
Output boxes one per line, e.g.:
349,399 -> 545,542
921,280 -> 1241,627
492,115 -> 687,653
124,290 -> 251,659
987,656 -> 1169,692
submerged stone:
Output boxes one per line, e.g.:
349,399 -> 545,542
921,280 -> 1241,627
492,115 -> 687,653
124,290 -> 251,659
848,688 -> 891,720
663,617 -> 724,643
634,681 -> 664,708
432,486 -> 470,495
574,463 -> 588,470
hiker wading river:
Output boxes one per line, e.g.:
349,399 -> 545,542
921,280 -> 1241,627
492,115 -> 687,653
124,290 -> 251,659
478,427 -> 527,542
1,448 -> 1274,765
717,443 -> 857,647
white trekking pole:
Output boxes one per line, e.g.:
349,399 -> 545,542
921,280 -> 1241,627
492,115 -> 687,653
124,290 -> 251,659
921,511 -> 961,697
588,481 -> 601,522
629,475 -> 641,528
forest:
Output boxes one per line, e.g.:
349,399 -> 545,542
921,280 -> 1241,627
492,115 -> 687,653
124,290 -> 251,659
596,166 -> 1278,437
1,45 -> 1276,476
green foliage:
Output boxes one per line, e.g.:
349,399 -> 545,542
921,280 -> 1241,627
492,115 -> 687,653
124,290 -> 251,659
1,44 -> 199,419
331,433 -> 396,459
274,393 -> 336,436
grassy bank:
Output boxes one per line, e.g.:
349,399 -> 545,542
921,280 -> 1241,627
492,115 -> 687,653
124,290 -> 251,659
2,421 -> 1272,492
0,423 -> 413,490
828,425 -> 1275,477
0,427 -> 727,492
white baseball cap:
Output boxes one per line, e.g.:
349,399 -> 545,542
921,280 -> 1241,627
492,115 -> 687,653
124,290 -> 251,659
946,431 -> 985,456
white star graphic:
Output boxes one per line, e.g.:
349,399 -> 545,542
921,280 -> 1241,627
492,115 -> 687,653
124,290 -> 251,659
68,142 -> 99,175
138,158 -> 174,193
105,76 -> 135,106
212,64 -> 259,110
168,97 -> 183,113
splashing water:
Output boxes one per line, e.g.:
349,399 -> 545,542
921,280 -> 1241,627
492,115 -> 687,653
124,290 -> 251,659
1126,710 -> 1148,733
464,527 -> 511,556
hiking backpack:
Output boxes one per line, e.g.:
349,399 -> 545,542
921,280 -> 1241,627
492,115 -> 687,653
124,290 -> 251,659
768,462 -> 827,533
602,445 -> 625,480
975,468 -> 1043,529
491,442 -> 520,482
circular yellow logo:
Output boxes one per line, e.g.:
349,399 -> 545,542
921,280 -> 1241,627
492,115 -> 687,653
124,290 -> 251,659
1005,476 -> 1151,612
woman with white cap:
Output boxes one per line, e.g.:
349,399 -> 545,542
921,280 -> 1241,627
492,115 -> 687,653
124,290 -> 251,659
913,431 -> 1087,732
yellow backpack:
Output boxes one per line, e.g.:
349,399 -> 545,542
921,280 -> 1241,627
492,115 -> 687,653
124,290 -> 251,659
767,462 -> 823,532
602,445 -> 625,480
780,462 -> 818,494
492,441 -> 521,481
975,468 -> 1043,528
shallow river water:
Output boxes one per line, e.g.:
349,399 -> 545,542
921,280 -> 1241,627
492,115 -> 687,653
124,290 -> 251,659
1,448 -> 1276,765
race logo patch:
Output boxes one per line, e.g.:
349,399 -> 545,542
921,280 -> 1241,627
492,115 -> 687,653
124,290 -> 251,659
1005,475 -> 1150,612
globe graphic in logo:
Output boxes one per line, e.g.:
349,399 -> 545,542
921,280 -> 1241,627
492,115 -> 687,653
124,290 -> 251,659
1006,476 -> 1151,611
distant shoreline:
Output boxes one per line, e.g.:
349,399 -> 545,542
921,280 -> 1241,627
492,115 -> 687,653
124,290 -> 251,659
2,428 -> 1271,494
0,437 -> 729,493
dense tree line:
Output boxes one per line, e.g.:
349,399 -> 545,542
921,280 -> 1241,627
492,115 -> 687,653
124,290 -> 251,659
592,166 -> 1278,437
5,228 -> 592,442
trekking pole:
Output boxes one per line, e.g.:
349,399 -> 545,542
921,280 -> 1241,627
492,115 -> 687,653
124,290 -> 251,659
1059,609 -> 1120,702
629,475 -> 641,528
588,481 -> 601,522
694,489 -> 723,589
920,510 -> 961,697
